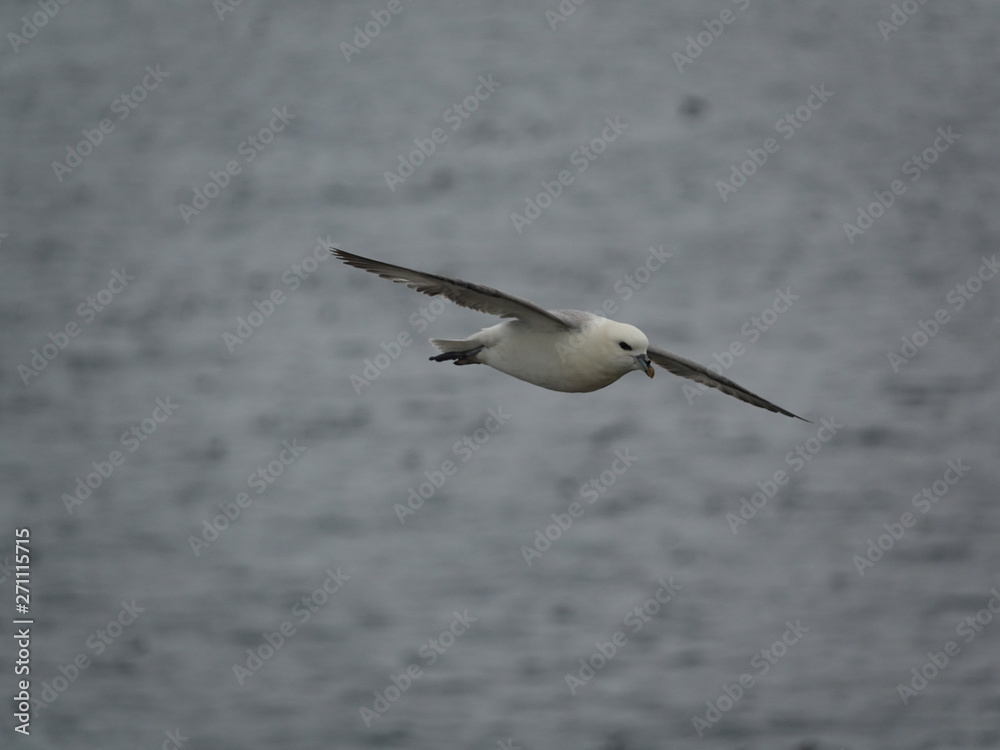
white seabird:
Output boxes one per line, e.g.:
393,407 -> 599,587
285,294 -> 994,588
334,249 -> 806,420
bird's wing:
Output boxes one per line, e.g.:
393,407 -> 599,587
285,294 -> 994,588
647,345 -> 808,421
333,249 -> 573,331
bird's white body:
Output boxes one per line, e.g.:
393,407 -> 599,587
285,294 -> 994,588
435,315 -> 650,393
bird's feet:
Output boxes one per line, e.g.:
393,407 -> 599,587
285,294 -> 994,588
429,345 -> 485,366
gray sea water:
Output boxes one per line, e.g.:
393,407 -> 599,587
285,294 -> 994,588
2,1 -> 1000,748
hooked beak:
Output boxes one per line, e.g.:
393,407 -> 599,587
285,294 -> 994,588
636,353 -> 654,378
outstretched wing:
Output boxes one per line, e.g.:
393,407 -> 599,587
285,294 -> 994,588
647,345 -> 808,421
333,249 -> 573,331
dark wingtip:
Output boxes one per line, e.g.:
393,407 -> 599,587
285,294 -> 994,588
783,409 -> 812,423
332,248 -> 375,273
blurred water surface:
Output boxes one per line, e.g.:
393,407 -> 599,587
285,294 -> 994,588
2,1 -> 1000,748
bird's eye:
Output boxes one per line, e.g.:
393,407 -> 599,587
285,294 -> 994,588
618,342 -> 632,351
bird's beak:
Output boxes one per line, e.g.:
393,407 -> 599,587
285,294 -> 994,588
636,354 -> 654,378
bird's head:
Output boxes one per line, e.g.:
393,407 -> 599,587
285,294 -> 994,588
601,320 -> 654,379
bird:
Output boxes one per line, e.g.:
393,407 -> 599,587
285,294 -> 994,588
333,249 -> 807,420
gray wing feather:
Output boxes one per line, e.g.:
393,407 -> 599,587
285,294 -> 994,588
647,345 -> 808,421
333,249 -> 572,331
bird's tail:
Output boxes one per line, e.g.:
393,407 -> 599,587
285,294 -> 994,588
429,338 -> 474,354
